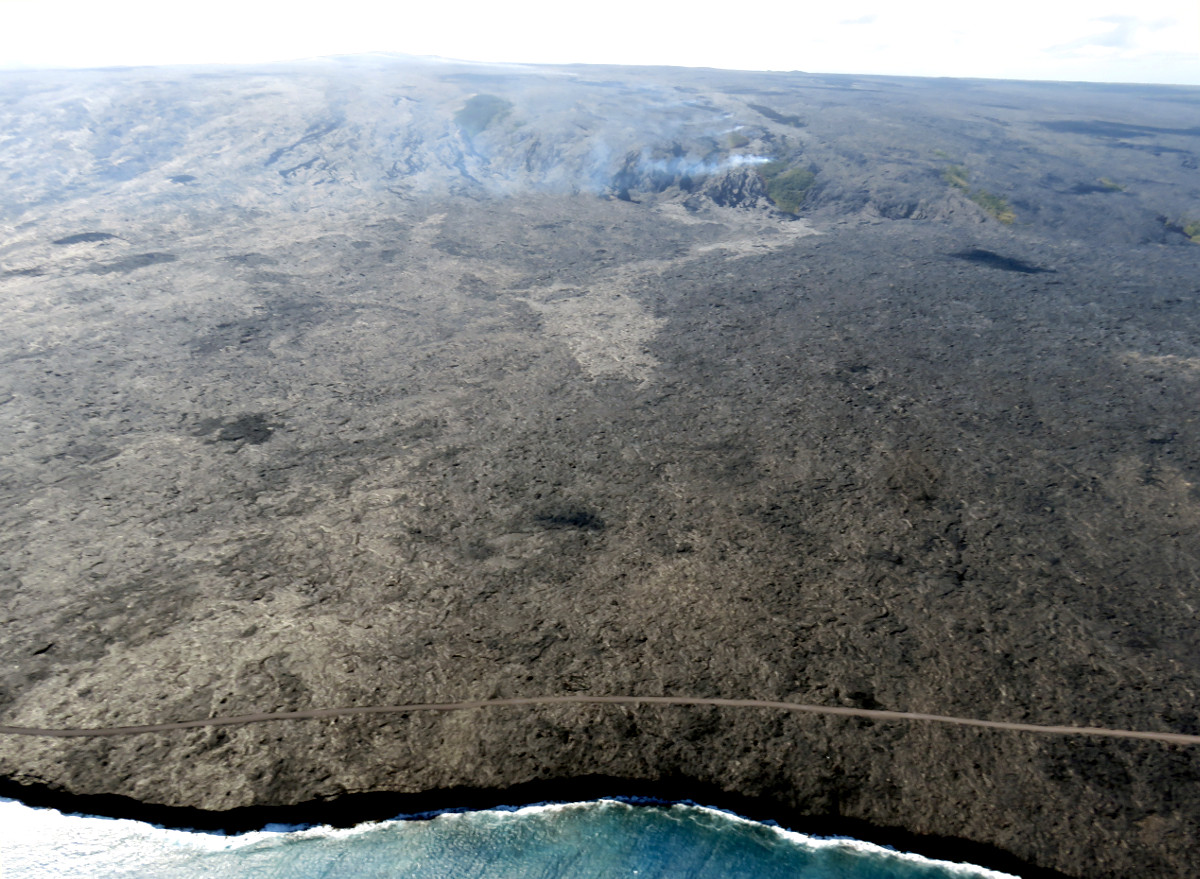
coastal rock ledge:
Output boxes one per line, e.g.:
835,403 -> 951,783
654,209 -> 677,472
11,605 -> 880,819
2,58 -> 1199,879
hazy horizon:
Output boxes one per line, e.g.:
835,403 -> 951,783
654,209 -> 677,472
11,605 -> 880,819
1,0 -> 1198,86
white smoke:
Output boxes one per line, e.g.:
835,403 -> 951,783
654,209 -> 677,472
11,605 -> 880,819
632,151 -> 772,182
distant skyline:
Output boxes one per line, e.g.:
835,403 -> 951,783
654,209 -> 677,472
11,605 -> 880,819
0,0 -> 1198,84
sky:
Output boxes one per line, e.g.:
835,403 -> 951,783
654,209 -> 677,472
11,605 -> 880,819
0,0 -> 1197,84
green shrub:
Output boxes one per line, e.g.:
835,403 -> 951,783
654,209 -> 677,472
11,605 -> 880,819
970,190 -> 1015,224
758,161 -> 816,214
942,164 -> 969,191
1162,218 -> 1200,243
454,94 -> 513,137
941,164 -> 1014,223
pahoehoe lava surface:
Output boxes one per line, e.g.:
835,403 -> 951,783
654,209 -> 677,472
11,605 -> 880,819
1,57 -> 1199,879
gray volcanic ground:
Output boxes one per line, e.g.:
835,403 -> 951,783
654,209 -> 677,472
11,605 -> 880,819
1,57 -> 1200,878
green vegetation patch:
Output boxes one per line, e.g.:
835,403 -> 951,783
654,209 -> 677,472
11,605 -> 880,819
969,190 -> 1016,224
941,164 -> 1014,224
1167,218 -> 1200,243
724,132 -> 751,150
941,164 -> 969,191
748,103 -> 805,128
758,160 -> 816,214
454,94 -> 513,137
1099,177 -> 1125,191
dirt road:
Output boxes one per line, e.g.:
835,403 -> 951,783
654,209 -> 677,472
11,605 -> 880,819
3,695 -> 1198,744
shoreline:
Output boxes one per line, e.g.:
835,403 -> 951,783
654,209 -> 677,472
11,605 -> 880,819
0,774 -> 1069,879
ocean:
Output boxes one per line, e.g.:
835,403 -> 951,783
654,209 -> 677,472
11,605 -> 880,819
1,797 -> 1017,878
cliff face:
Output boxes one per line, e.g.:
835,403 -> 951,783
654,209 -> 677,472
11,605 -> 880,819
1,57 -> 1199,879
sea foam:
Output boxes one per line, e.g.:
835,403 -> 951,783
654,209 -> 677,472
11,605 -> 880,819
1,796 -> 1019,879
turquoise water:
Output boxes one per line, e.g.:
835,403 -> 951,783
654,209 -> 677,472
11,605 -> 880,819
0,797 -> 1017,879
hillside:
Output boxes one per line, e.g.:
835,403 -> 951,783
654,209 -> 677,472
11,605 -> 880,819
1,56 -> 1199,879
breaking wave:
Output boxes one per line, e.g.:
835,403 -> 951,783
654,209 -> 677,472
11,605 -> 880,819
1,796 -> 1017,878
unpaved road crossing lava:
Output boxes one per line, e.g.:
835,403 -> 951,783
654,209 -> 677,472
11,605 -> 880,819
4,695 -> 1199,745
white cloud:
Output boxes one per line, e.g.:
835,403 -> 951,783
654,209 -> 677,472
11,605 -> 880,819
1051,14 -> 1181,53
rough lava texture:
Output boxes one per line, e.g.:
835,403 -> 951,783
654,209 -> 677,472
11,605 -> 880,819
1,57 -> 1199,878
